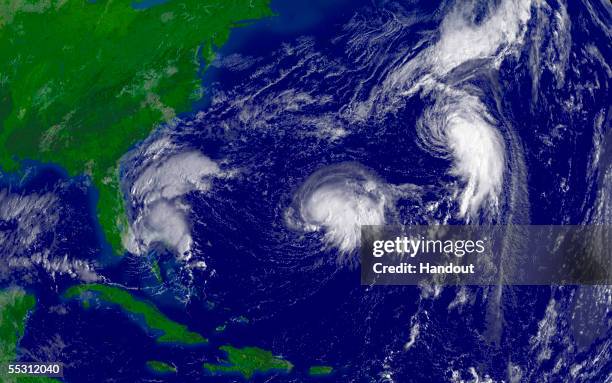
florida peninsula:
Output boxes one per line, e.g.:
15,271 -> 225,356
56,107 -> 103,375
0,0 -> 272,252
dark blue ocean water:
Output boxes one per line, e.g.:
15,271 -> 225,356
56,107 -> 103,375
2,0 -> 610,382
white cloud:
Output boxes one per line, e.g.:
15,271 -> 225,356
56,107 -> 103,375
369,0 -> 534,218
286,163 -> 391,256
125,145 -> 222,264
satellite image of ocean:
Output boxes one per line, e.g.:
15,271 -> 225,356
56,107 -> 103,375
0,0 -> 610,382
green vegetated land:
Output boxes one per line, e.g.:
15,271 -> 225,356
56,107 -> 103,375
0,288 -> 60,383
0,0 -> 273,253
146,360 -> 176,374
66,284 -> 296,379
308,365 -> 333,376
204,345 -> 293,379
64,284 -> 207,344
151,260 -> 162,282
22,284 -> 326,380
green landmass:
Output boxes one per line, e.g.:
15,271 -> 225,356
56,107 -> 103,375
151,260 -> 162,283
0,0 -> 273,253
203,345 -> 293,379
215,324 -> 226,332
308,365 -> 333,376
64,284 -> 206,344
0,288 -> 60,383
0,288 -> 35,381
146,360 -> 176,374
